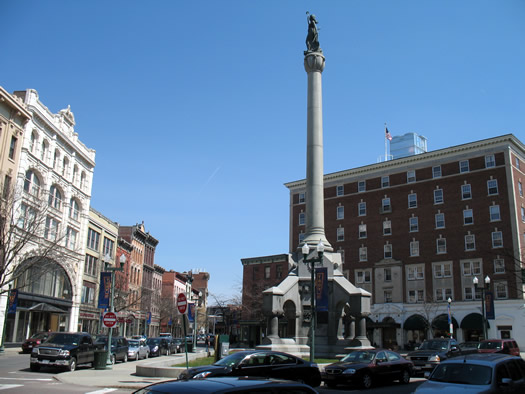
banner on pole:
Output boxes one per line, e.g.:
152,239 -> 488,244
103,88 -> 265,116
188,303 -> 195,323
98,272 -> 111,309
7,289 -> 18,314
315,267 -> 328,312
485,291 -> 495,320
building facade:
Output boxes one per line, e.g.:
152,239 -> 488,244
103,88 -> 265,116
286,134 -> 525,349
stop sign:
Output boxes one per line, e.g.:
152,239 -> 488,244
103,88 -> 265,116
177,293 -> 187,314
103,311 -> 117,328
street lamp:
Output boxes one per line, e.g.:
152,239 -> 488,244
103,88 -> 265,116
193,291 -> 203,350
104,253 -> 125,368
447,297 -> 453,338
301,240 -> 325,362
473,275 -> 491,340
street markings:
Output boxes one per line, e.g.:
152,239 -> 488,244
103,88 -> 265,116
85,389 -> 118,394
0,385 -> 23,390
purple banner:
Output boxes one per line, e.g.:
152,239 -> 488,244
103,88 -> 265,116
315,267 -> 328,312
485,291 -> 495,320
98,272 -> 111,309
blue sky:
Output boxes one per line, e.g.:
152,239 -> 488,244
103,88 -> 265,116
2,1 -> 524,302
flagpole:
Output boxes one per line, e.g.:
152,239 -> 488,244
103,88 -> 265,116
384,123 -> 388,162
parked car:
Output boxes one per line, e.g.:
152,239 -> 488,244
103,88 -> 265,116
132,376 -> 319,394
177,350 -> 321,387
414,353 -> 525,393
459,341 -> 481,351
479,339 -> 520,356
127,338 -> 150,361
147,337 -> 171,357
21,332 -> 51,354
172,338 -> 185,353
30,332 -> 95,372
132,334 -> 147,341
95,335 -> 129,364
322,349 -> 413,389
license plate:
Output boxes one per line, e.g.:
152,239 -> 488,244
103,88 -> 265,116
414,366 -> 421,370
41,359 -> 49,364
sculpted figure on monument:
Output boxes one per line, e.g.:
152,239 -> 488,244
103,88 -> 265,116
305,12 -> 321,53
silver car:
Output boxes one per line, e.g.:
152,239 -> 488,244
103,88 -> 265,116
415,353 -> 525,393
127,338 -> 149,361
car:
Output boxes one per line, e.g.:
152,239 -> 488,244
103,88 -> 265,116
127,338 -> 150,361
177,350 -> 321,387
479,339 -> 521,356
322,349 -> 413,389
132,376 -> 319,394
21,332 -> 51,354
95,335 -> 129,364
414,353 -> 525,393
172,338 -> 185,353
459,341 -> 481,351
147,337 -> 171,357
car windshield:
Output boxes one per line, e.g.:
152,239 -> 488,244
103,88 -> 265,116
213,352 -> 249,367
45,333 -> 81,345
479,341 -> 502,350
30,332 -> 48,339
341,351 -> 375,363
128,340 -> 139,347
430,364 -> 492,385
419,340 -> 449,351
147,338 -> 160,345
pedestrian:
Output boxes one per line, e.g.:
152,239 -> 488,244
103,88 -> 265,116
205,335 -> 210,357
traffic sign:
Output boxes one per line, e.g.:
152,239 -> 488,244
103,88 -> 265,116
177,293 -> 187,314
103,311 -> 117,328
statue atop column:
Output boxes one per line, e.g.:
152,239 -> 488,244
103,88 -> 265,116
305,12 -> 321,54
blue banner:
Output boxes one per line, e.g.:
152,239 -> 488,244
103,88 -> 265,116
98,272 -> 112,309
315,268 -> 328,312
188,303 -> 195,323
7,289 -> 18,314
485,291 -> 495,320
147,312 -> 151,324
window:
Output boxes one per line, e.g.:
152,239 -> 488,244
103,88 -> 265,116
356,270 -> 371,283
463,209 -> 473,225
516,157 -> 521,169
432,165 -> 442,178
381,176 -> 389,188
384,268 -> 392,282
435,288 -> 452,302
382,197 -> 391,212
252,266 -> 258,280
492,231 -> 503,248
465,234 -> 476,251
298,232 -> 305,243
40,140 -> 48,161
494,258 -> 505,274
434,263 -> 452,278
384,290 -> 393,303
358,224 -> 367,238
264,266 -> 271,279
48,185 -> 62,210
487,179 -> 498,195
87,228 -> 100,250
462,184 -> 472,199
464,287 -> 474,300
495,282 -> 508,299
337,227 -> 344,242
66,227 -> 78,249
29,132 -> 37,153
103,237 -> 115,257
490,205 -> 501,221
69,198 -> 80,220
298,212 -> 305,225
407,170 -> 416,183
336,185 -> 344,196
80,172 -> 86,190
485,154 -> 496,168
62,157 -> 69,177
81,284 -> 95,304
434,188 -> 443,204
409,216 -> 419,232
84,255 -> 97,276
3,175 -> 11,198
437,238 -> 447,254
44,216 -> 59,241
8,136 -> 17,160
337,205 -> 344,220
407,266 -> 424,280
522,207 -> 525,222
410,240 -> 419,256
383,220 -> 391,235
24,170 -> 40,196
17,203 -> 36,229
358,181 -> 366,192
358,202 -> 366,216
298,193 -> 305,203
53,150 -> 60,170
359,246 -> 367,262
384,243 -> 392,259
519,182 -> 523,197
459,160 -> 469,173
276,265 -> 283,279
435,213 -> 445,229
462,261 -> 481,276
408,193 -> 417,208
72,165 -> 78,184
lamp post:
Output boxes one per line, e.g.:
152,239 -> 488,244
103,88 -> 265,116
301,240 -> 325,362
473,275 -> 491,340
104,254 -> 125,368
447,297 -> 453,338
193,291 -> 202,350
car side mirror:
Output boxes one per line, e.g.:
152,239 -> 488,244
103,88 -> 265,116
450,346 -> 459,351
500,377 -> 512,386
424,372 -> 431,379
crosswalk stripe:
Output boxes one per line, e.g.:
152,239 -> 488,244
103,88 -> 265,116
85,389 -> 118,394
0,385 -> 24,391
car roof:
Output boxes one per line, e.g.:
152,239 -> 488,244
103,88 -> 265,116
445,353 -> 518,365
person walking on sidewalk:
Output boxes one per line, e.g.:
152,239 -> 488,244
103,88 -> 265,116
205,335 -> 210,357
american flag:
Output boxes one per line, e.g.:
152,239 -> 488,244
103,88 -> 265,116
385,127 -> 393,141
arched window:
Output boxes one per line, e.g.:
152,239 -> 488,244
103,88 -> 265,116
62,157 -> 69,177
23,170 -> 40,196
15,259 -> 72,300
48,185 -> 62,210
40,140 -> 48,162
80,172 -> 86,190
69,198 -> 80,220
72,165 -> 78,185
29,131 -> 38,153
53,150 -> 60,170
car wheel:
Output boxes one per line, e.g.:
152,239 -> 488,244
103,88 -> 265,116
400,369 -> 410,384
361,373 -> 372,389
135,353 -> 139,361
30,364 -> 40,372
111,354 -> 116,365
123,353 -> 128,363
68,357 -> 77,372
145,352 -> 149,359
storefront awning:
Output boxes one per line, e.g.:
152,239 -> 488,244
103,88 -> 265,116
28,303 -> 67,313
403,314 -> 428,330
460,313 -> 490,329
432,314 -> 458,331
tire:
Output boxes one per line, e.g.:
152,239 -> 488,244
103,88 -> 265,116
361,373 -> 372,389
110,354 -> 116,365
135,353 -> 139,361
400,369 -> 410,384
30,364 -> 40,372
68,357 -> 77,372
123,353 -> 128,363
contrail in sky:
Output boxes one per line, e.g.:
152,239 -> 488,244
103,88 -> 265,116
199,166 -> 221,194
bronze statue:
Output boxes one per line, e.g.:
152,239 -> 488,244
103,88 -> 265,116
305,12 -> 321,53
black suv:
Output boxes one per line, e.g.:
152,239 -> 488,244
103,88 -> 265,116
95,335 -> 129,364
147,337 -> 171,356
30,332 -> 95,372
